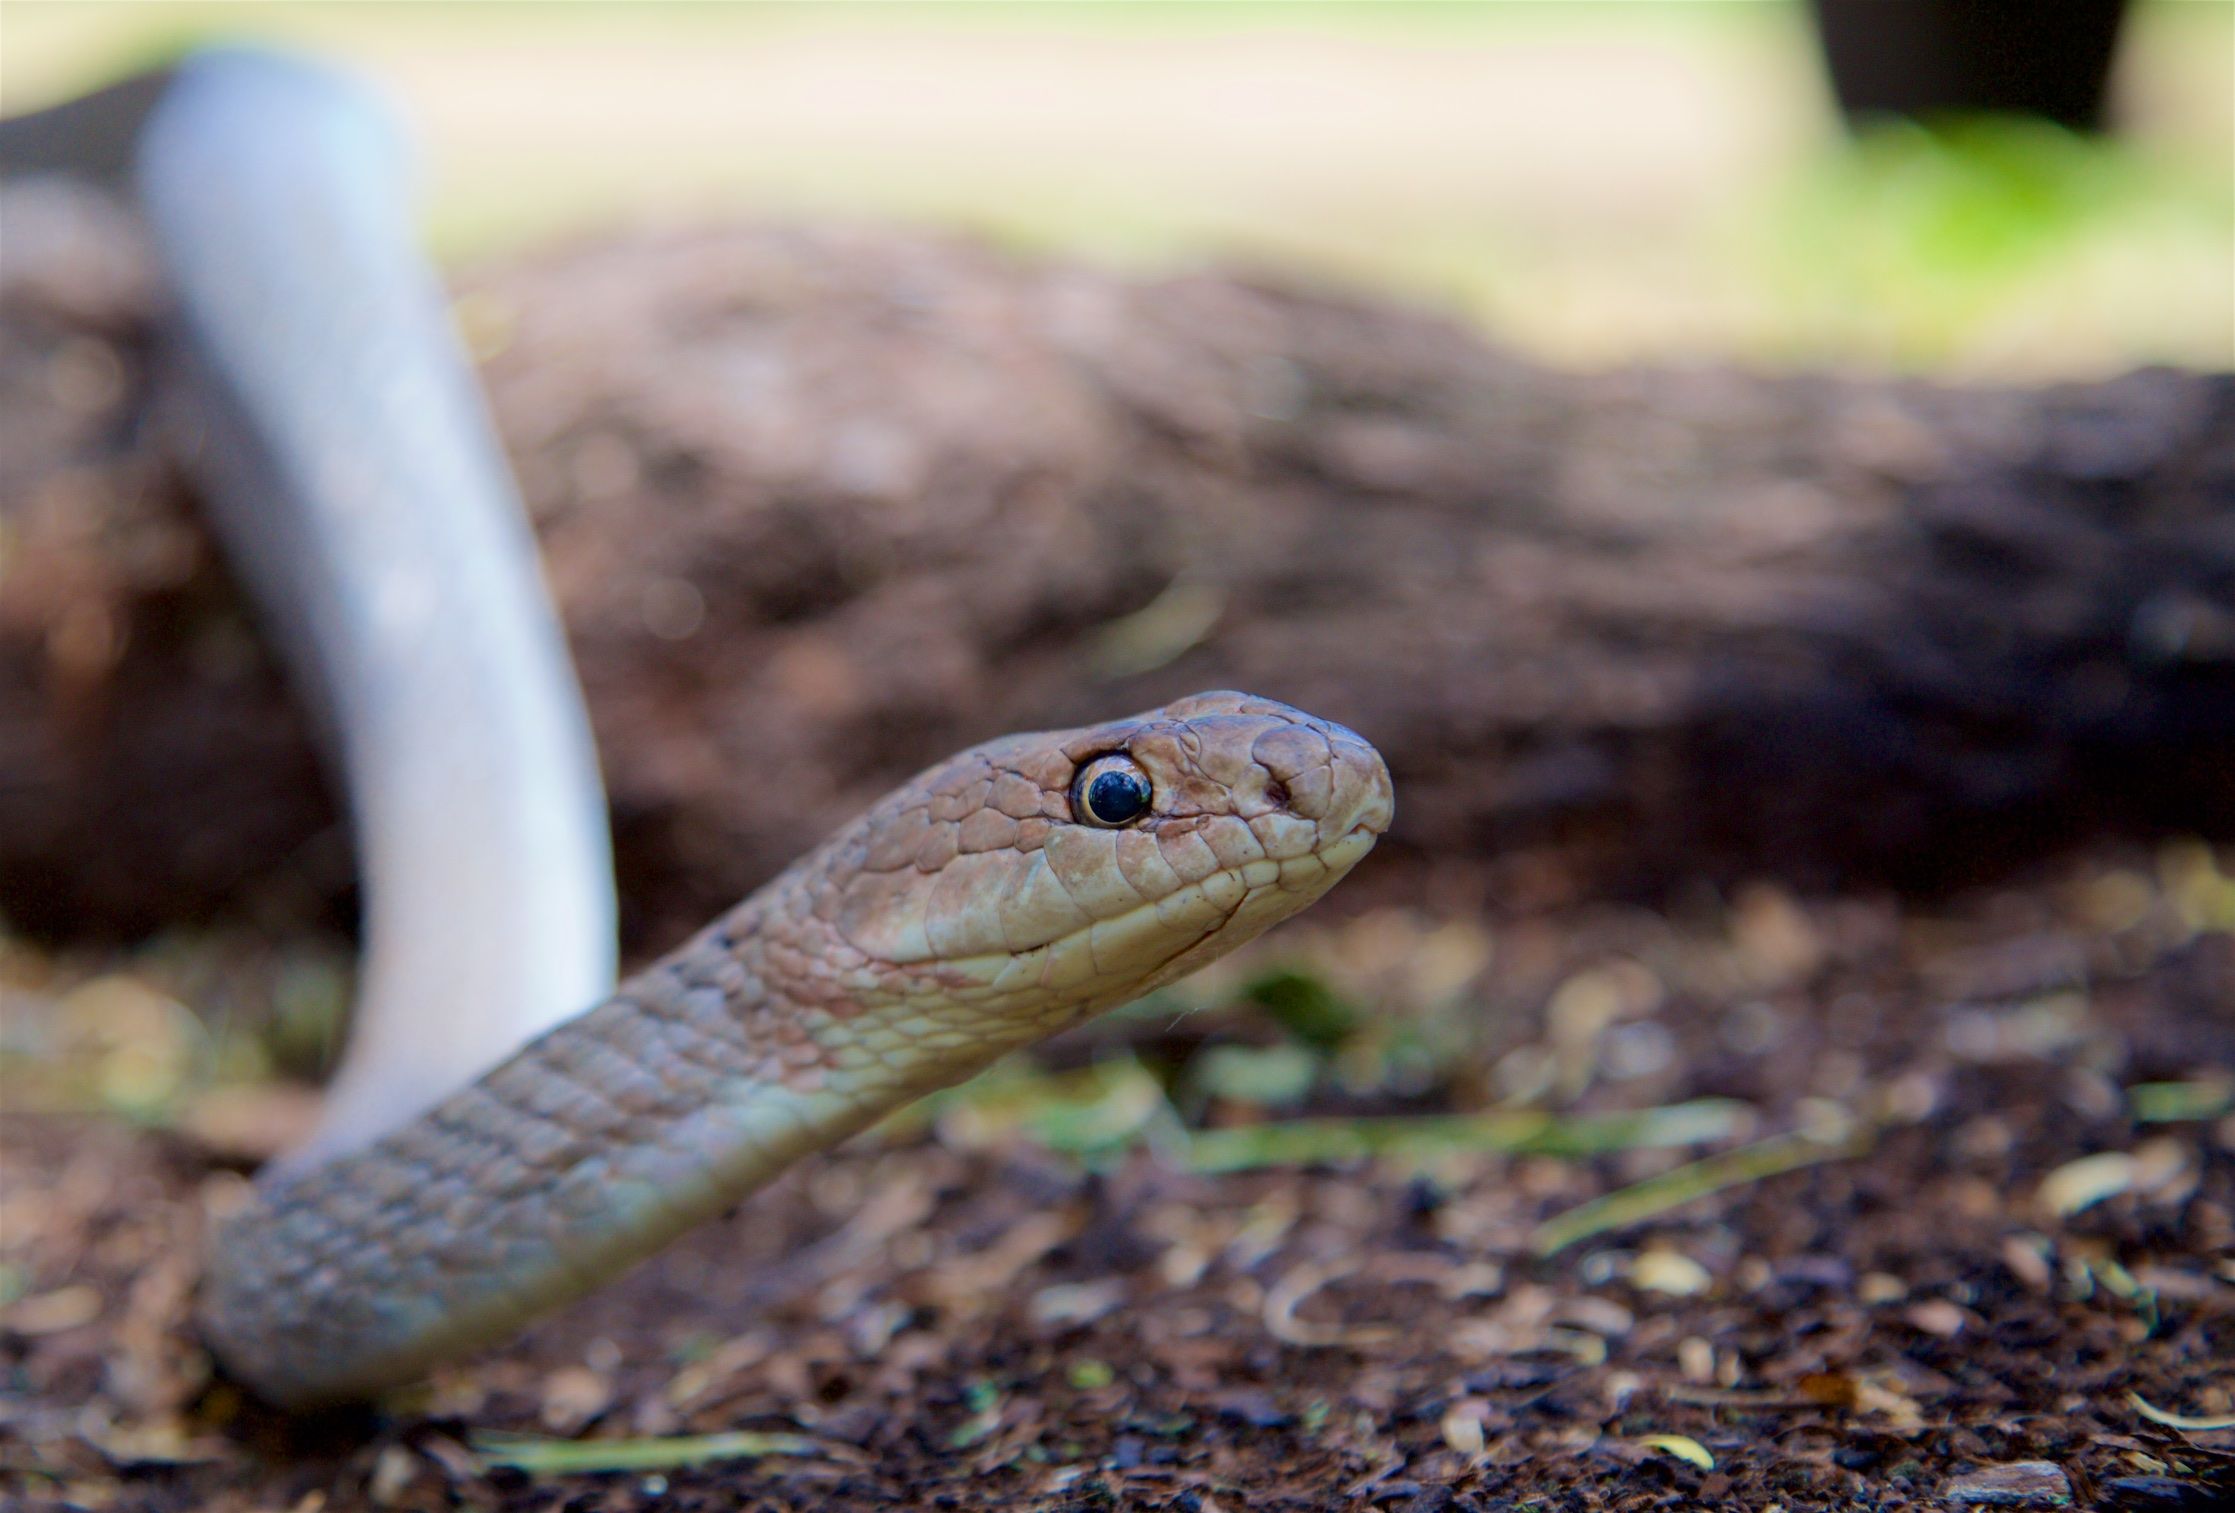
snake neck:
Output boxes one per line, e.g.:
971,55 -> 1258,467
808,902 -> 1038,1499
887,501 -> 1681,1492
198,879 -> 1059,1408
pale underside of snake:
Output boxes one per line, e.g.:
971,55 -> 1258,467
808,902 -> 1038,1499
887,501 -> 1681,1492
3,51 -> 1393,1408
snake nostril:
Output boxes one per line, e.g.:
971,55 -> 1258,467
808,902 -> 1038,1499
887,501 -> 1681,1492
1263,779 -> 1290,809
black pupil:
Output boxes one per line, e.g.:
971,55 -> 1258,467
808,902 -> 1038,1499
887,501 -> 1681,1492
1086,768 -> 1151,825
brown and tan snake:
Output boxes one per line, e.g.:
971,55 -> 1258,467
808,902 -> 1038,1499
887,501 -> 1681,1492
204,690 -> 1391,1406
4,53 -> 1392,1408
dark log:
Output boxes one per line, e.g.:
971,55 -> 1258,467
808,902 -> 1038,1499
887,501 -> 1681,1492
4,193 -> 2231,950
1811,0 -> 2129,133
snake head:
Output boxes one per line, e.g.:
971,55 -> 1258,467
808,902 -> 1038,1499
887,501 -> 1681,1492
806,691 -> 1393,1028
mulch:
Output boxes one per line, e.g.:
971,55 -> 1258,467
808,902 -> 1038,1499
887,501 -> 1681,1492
3,844 -> 2230,1511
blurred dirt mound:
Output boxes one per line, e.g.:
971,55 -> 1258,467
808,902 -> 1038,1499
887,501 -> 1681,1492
4,193 -> 2232,950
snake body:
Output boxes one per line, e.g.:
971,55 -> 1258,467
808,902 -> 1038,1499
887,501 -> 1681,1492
6,51 -> 1392,1409
204,691 -> 1392,1407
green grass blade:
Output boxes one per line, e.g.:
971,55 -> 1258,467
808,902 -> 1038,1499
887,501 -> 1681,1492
469,1430 -> 821,1475
1183,1098 -> 1752,1174
1531,1125 -> 1872,1256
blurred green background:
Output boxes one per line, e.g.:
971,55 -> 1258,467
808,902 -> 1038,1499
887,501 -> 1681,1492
5,1 -> 2230,376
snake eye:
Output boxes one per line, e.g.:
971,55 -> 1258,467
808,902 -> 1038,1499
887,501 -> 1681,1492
1072,753 -> 1154,828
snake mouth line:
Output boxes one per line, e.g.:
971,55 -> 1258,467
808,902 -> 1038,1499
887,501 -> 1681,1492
926,826 -> 1378,996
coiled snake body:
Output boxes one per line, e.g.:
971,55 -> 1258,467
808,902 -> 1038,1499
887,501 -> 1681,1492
5,51 -> 1392,1409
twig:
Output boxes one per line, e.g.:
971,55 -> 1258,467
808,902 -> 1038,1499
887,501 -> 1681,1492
2127,1392 -> 2235,1434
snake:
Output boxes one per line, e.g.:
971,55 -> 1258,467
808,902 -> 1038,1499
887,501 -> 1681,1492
3,50 -> 1393,1409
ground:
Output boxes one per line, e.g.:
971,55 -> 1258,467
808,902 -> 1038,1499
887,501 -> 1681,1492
1,15 -> 2229,1508
3,843 -> 2230,1511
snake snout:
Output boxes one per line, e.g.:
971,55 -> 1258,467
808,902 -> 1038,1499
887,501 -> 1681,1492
1250,716 -> 1395,847
1320,734 -> 1396,844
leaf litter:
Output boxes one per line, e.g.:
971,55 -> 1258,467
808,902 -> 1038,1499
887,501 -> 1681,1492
2,843 -> 2230,1510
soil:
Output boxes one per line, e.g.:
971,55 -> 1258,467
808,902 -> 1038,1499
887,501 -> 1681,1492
3,845 -> 2231,1511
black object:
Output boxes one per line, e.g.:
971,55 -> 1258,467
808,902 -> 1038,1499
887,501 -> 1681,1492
1812,0 -> 2130,131
1083,766 -> 1151,826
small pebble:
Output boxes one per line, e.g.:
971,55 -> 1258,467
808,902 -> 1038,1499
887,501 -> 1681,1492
1631,1249 -> 1712,1296
367,1446 -> 420,1507
1939,1461 -> 2072,1508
